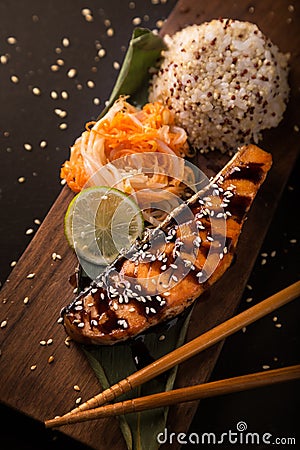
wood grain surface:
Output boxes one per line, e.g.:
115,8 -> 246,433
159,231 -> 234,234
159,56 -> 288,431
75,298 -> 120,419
0,1 -> 299,449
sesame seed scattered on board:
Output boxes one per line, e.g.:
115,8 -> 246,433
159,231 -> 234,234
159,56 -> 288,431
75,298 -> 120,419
30,365 -> 37,371
73,385 -> 81,391
18,176 -> 25,183
47,339 -> 53,345
26,273 -> 35,279
75,397 -> 82,404
10,261 -> 17,267
48,355 -> 55,364
262,365 -> 270,370
23,296 -> 29,305
25,228 -> 34,235
1,320 -> 7,328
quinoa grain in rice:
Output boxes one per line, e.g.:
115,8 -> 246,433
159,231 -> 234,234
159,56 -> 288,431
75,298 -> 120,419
149,19 -> 290,153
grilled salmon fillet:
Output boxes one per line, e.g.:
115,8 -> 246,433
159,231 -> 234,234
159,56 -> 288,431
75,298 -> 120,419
62,144 -> 272,345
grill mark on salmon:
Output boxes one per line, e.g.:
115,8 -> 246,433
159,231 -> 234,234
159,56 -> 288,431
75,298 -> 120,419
62,144 -> 272,345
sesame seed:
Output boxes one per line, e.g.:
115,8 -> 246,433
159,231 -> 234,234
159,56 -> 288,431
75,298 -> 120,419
10,261 -> 17,267
61,90 -> 69,99
57,317 -> 63,324
30,365 -> 37,371
47,339 -> 53,345
0,54 -> 8,64
246,297 -> 253,303
98,48 -> 106,58
262,365 -> 270,370
261,258 -> 267,265
50,90 -> 58,99
73,385 -> 80,391
48,355 -> 55,364
26,228 -> 34,235
59,123 -> 68,130
39,140 -> 47,149
87,80 -> 95,89
106,28 -> 114,37
23,296 -> 29,305
132,17 -> 142,25
7,36 -> 17,45
293,124 -> 299,132
81,8 -> 92,16
113,61 -> 120,70
77,322 -> 84,328
275,323 -> 282,328
75,397 -> 82,404
54,108 -> 67,118
67,68 -> 77,78
289,238 -> 297,244
242,327 -> 247,333
24,143 -> 32,151
10,75 -> 19,83
40,340 -> 46,346
18,176 -> 25,183
51,64 -> 59,72
93,97 -> 100,105
26,273 -> 35,279
32,87 -> 41,96
288,4 -> 295,12
62,37 -> 70,47
159,334 -> 166,341
1,320 -> 7,328
64,337 -> 71,347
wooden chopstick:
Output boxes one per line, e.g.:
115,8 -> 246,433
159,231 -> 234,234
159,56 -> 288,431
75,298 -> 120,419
45,364 -> 300,428
49,280 -> 300,423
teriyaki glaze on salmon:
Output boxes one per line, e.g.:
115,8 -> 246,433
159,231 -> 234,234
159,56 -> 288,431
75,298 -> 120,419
62,144 -> 272,345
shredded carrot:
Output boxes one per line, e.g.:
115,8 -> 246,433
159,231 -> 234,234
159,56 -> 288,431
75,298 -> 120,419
61,98 -> 190,193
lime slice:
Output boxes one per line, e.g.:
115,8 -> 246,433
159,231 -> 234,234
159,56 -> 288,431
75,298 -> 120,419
64,187 -> 144,270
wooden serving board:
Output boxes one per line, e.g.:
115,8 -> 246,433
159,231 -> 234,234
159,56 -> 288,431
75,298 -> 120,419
0,1 -> 299,449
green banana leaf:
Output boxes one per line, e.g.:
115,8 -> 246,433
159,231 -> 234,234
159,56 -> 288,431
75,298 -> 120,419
98,27 -> 166,119
78,28 -> 195,449
83,307 -> 193,450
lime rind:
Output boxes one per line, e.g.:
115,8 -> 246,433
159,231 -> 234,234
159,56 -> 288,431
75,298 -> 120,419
64,186 -> 144,270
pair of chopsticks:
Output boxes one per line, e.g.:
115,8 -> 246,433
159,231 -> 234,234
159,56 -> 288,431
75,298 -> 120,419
45,281 -> 300,428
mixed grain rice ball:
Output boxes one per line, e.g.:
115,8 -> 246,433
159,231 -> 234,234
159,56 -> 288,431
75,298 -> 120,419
149,19 -> 290,153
